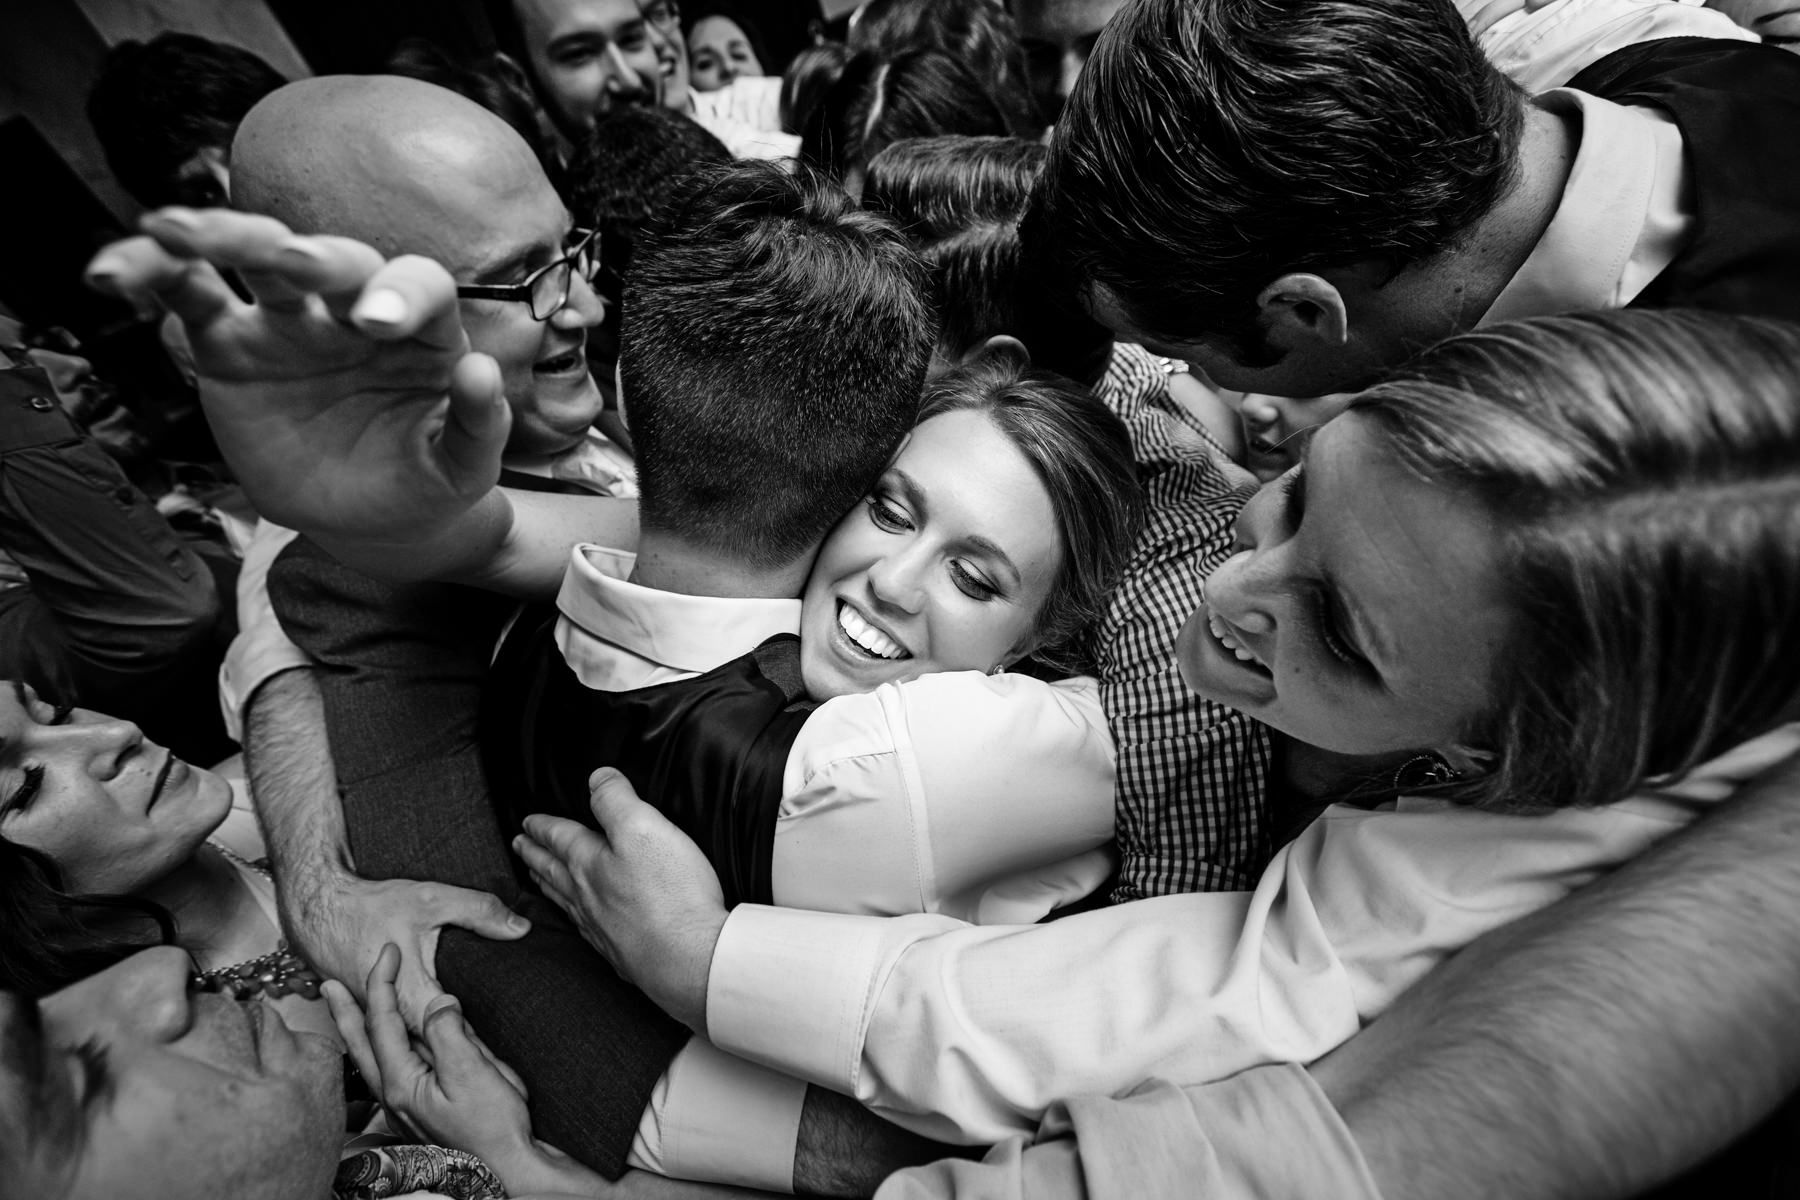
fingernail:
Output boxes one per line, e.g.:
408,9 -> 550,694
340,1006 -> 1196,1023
353,288 -> 407,326
507,914 -> 531,934
277,240 -> 327,269
424,994 -> 461,1021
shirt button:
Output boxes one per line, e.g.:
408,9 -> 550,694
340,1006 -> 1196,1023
25,395 -> 54,411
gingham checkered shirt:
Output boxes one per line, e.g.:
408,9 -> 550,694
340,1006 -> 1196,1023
1092,345 -> 1273,898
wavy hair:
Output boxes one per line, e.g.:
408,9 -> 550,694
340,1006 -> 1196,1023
0,838 -> 176,998
1353,310 -> 1800,811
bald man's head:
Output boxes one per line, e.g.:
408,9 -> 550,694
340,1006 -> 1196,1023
230,75 -> 606,456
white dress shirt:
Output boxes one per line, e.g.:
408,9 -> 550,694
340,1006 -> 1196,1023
546,546 -> 1117,1190
1464,0 -> 1756,93
702,723 -> 1800,1146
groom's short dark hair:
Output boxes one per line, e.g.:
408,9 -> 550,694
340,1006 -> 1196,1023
620,160 -> 935,568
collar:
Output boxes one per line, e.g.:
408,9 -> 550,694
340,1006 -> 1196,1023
555,543 -> 801,682
1481,88 -> 1691,325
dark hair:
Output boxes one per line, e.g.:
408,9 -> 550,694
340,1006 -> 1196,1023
799,49 -> 1021,190
866,135 -> 1044,360
0,839 -> 176,998
915,357 -> 1142,671
620,160 -> 936,568
848,0 -> 1039,131
865,135 -> 1114,383
780,42 -> 850,134
1037,0 -> 1523,361
386,38 -> 559,185
87,32 -> 286,208
1353,309 -> 1800,812
566,105 -> 731,276
683,1 -> 776,77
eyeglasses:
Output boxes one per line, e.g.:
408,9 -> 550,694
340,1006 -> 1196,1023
456,228 -> 602,321
641,0 -> 680,34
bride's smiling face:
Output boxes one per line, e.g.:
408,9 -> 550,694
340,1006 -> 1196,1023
0,684 -> 231,894
1178,412 -> 1514,755
800,410 -> 1064,700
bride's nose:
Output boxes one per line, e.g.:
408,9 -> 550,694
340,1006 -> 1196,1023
1204,549 -> 1277,635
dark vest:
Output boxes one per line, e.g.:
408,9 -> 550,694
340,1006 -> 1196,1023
482,604 -> 818,907
1568,38 -> 1800,324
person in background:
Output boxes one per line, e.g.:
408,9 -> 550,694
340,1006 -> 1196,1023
684,1 -> 770,91
799,49 -> 1021,198
641,0 -> 798,158
0,345 -> 226,763
87,31 -> 286,210
486,0 -> 663,154
849,0 -> 1042,133
1014,0 -> 1125,126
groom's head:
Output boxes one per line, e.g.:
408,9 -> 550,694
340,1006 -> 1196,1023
619,160 -> 935,571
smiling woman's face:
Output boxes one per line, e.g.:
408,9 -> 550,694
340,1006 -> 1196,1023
800,410 -> 1064,700
0,684 -> 231,895
1177,412 -> 1514,755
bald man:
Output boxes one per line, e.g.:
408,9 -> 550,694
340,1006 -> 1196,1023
214,75 -> 672,1178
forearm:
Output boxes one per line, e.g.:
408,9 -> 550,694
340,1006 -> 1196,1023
794,1086 -> 973,1199
1313,749 -> 1800,1200
242,666 -> 355,910
312,487 -> 637,599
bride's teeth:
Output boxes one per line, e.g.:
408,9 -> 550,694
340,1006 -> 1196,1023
838,603 -> 905,660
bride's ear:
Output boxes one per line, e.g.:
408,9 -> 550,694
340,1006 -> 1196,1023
1437,743 -> 1496,777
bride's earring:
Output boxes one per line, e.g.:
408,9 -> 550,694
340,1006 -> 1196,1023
989,663 -> 1007,676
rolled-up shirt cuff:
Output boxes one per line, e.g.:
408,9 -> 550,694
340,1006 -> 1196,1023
627,1038 -> 805,1192
707,905 -> 951,1092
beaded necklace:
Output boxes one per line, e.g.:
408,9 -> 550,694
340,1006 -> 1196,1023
189,841 -> 324,1001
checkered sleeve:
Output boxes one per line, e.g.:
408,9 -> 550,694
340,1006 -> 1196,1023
1093,346 -> 1274,898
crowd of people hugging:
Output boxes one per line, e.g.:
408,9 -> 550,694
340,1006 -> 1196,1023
4,0 -> 1799,1197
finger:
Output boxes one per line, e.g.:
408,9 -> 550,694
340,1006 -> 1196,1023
588,765 -> 655,834
465,1027 -> 530,1100
513,829 -> 582,895
436,883 -> 533,941
394,948 -> 452,1033
322,979 -> 383,1093
419,1000 -> 487,1085
349,254 -> 464,349
365,944 -> 430,1082
85,236 -> 240,327
520,812 -> 607,861
443,352 -> 511,481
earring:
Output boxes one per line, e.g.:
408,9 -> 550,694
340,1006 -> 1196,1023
989,663 -> 1006,676
1392,751 -> 1461,792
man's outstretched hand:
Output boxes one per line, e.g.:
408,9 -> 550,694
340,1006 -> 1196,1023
514,768 -> 728,1035
85,208 -> 511,550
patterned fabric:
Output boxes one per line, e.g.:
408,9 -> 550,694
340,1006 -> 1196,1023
333,1143 -> 507,1200
1090,344 -> 1274,898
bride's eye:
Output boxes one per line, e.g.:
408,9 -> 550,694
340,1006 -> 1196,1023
866,494 -> 912,533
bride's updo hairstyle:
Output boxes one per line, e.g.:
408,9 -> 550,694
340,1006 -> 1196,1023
1350,309 -> 1800,812
919,354 -> 1143,675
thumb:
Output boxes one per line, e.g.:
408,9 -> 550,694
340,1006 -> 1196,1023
441,885 -> 532,940
444,351 -> 510,485
588,765 -> 648,830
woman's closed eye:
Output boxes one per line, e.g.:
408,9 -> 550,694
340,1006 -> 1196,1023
866,493 -> 913,533
3,701 -> 73,816
949,561 -> 999,602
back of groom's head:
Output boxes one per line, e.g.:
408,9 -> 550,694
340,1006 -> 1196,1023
620,160 -> 935,569
1038,0 -> 1522,361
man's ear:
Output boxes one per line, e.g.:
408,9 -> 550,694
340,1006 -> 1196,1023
492,50 -> 534,97
962,334 -> 1031,368
1254,273 -> 1351,352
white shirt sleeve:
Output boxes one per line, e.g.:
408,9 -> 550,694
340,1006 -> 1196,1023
216,520 -> 308,741
709,723 -> 1800,1145
1465,0 -> 1756,92
772,672 -> 1116,923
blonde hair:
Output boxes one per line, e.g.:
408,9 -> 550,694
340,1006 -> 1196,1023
1353,310 -> 1800,811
